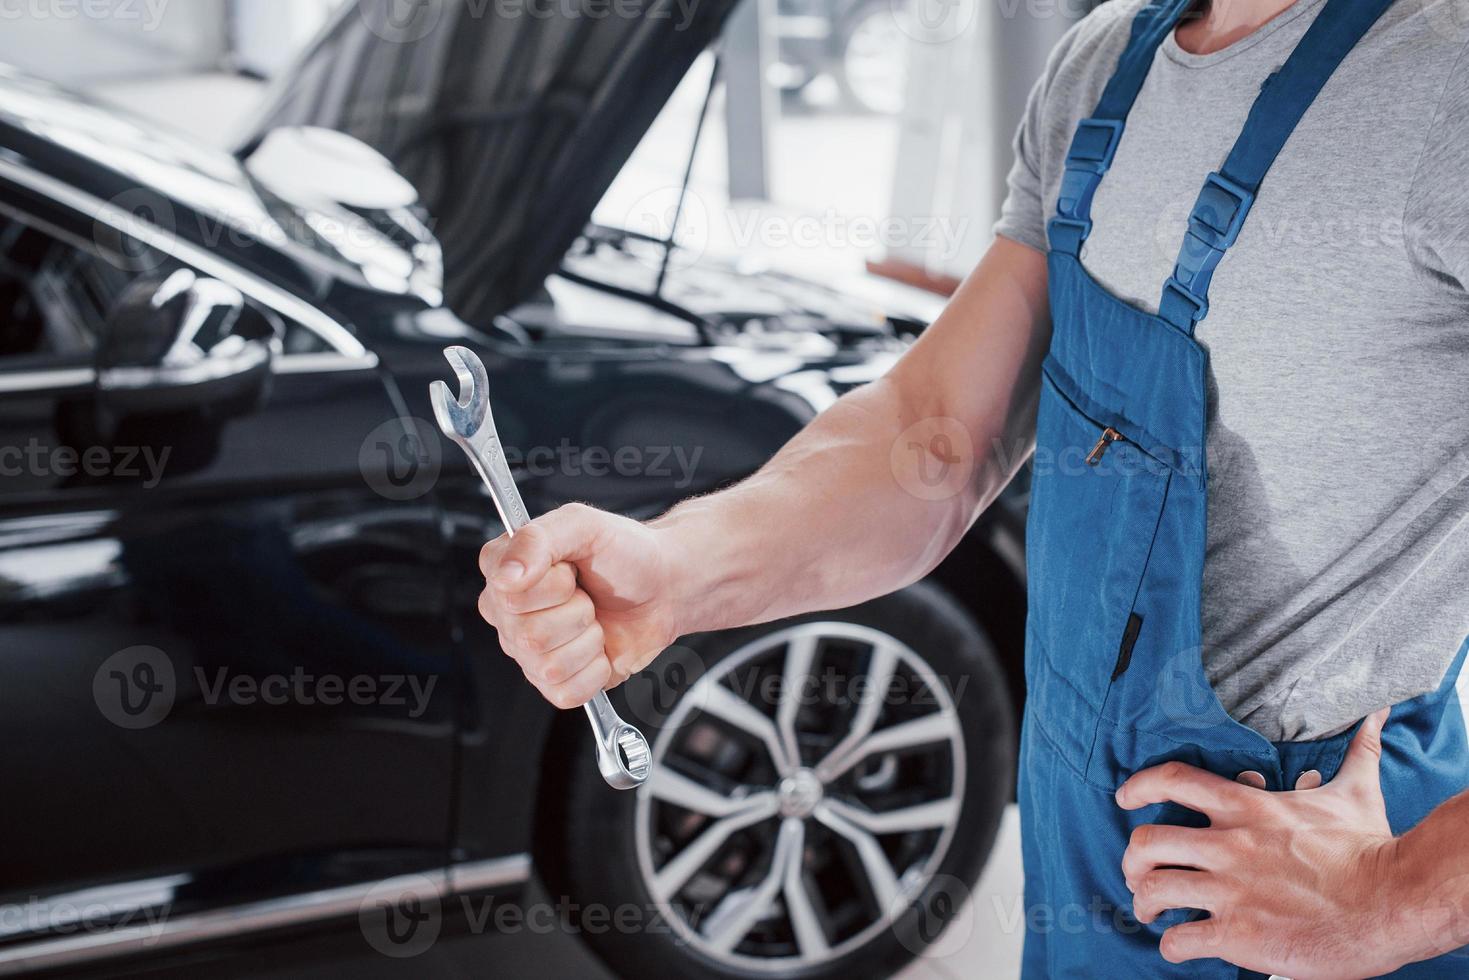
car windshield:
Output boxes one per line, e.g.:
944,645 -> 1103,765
592,37 -> 940,286
0,67 -> 405,290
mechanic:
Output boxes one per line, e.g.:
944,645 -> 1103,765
476,0 -> 1469,975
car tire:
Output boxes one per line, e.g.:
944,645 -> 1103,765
541,580 -> 1015,979
836,0 -> 908,116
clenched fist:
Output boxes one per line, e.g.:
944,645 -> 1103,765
477,503 -> 683,709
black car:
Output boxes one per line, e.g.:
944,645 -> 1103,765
0,5 -> 1025,978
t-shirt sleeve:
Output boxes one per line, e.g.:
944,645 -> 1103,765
993,67 -> 1053,254
992,8 -> 1125,254
1405,41 -> 1469,290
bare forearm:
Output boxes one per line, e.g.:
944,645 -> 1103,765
653,381 -> 981,633
1383,789 -> 1469,964
652,237 -> 1050,636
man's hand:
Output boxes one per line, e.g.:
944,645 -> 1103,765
478,503 -> 683,709
1116,709 -> 1411,979
474,237 -> 1051,713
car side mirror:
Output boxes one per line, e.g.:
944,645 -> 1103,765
96,269 -> 279,419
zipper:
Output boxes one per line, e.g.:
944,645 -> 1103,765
1086,427 -> 1123,466
1041,367 -> 1168,471
1111,612 -> 1143,681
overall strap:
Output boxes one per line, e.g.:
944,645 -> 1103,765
1048,0 -> 1195,257
1158,0 -> 1397,333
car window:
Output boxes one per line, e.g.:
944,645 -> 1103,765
0,206 -> 139,367
0,201 -> 336,371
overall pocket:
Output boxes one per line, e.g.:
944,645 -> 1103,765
1026,361 -> 1171,714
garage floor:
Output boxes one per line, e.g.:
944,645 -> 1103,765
453,805 -> 1023,980
462,803 -> 1027,980
898,805 -> 1024,980
118,806 -> 1023,980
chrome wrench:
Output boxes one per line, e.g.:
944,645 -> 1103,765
430,345 -> 651,790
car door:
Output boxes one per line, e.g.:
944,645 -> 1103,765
0,172 -> 458,963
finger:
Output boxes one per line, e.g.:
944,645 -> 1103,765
500,562 -> 577,615
493,504 -> 605,593
478,534 -> 510,578
541,650 -> 612,711
1336,707 -> 1390,786
603,628 -> 664,683
1116,762 -> 1255,818
602,642 -> 643,689
1122,825 -> 1228,883
477,585 -> 501,627
503,589 -> 596,660
1159,917 -> 1228,964
478,564 -> 575,625
525,622 -> 605,691
1132,869 -> 1227,925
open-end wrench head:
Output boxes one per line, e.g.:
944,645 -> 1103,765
429,345 -> 490,441
431,344 -> 653,792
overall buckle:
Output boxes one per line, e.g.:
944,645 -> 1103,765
1051,118 -> 1116,245
1187,171 -> 1255,250
1047,216 -> 1094,253
1050,119 -> 1124,254
1066,118 -> 1124,172
1161,277 -> 1209,324
1055,167 -> 1101,227
1162,172 -> 1256,324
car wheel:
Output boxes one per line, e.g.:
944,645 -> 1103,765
838,1 -> 909,115
544,581 -> 1014,978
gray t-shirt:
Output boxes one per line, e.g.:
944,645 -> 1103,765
997,0 -> 1469,741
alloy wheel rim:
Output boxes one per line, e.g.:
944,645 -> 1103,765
634,621 -> 966,971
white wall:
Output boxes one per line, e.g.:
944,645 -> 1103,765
0,0 -> 229,87
231,0 -> 344,77
885,0 -> 1088,279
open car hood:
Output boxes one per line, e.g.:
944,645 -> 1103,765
241,0 -> 740,327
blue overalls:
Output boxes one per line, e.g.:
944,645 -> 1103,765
1019,0 -> 1469,975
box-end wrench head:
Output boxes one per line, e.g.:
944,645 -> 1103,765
429,346 -> 650,790
587,695 -> 652,790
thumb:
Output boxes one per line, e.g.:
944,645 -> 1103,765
494,503 -> 605,592
1335,707 -> 1390,789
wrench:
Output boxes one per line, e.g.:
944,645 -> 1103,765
430,345 -> 651,790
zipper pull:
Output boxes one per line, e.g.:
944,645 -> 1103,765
1086,427 -> 1122,466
